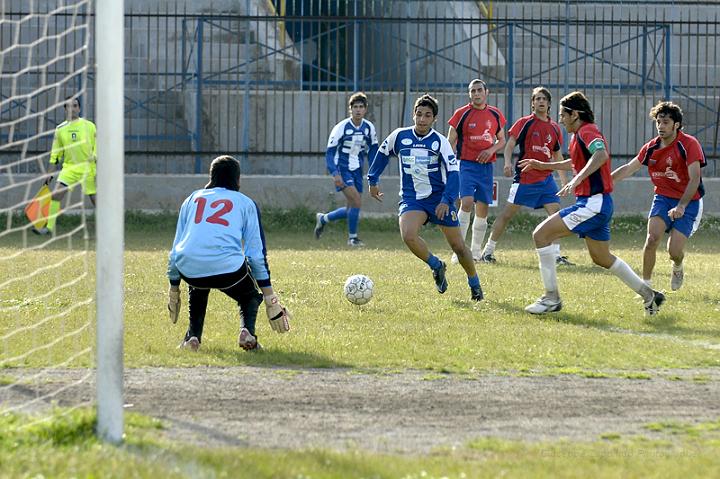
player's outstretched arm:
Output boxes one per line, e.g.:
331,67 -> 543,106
611,156 -> 642,182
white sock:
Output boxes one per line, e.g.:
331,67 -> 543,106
471,217 -> 488,255
484,239 -> 497,255
643,279 -> 653,288
537,245 -> 559,298
609,257 -> 652,301
458,209 -> 472,243
552,242 -> 561,258
672,261 -> 683,271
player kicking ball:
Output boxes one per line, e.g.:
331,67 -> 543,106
167,155 -> 291,351
612,101 -> 705,292
368,94 -> 483,301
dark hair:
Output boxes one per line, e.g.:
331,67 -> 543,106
206,155 -> 241,191
649,101 -> 683,129
348,92 -> 368,108
413,94 -> 439,117
468,78 -> 487,91
531,86 -> 552,107
65,94 -> 81,109
559,91 -> 594,123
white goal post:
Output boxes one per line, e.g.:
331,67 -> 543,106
95,0 -> 125,443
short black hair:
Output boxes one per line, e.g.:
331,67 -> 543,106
413,94 -> 438,117
348,92 -> 368,108
65,94 -> 81,109
205,155 -> 241,191
559,91 -> 595,123
650,101 -> 683,129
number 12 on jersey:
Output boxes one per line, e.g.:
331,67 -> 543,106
194,196 -> 233,226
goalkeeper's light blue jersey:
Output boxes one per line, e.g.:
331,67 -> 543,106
325,118 -> 378,175
368,127 -> 459,204
167,187 -> 271,287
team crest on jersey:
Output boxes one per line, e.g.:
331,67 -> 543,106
364,128 -> 369,135
546,134 -> 552,144
431,141 -> 439,150
401,138 -> 413,145
486,120 -> 492,129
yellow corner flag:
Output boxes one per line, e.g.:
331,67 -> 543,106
24,184 -> 52,229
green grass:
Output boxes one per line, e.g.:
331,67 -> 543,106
1,409 -> 719,478
1,210 -> 719,372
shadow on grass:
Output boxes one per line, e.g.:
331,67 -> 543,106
201,346 -> 352,369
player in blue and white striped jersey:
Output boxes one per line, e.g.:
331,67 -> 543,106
368,94 -> 484,301
167,156 -> 291,352
314,92 -> 379,247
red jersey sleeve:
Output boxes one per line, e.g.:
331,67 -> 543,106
448,105 -> 468,130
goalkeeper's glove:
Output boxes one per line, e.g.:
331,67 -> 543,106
168,286 -> 181,324
264,294 -> 290,333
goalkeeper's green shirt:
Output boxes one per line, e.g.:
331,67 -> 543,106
49,118 -> 97,166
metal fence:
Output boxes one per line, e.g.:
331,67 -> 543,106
2,0 -> 719,175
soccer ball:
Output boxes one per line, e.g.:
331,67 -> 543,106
343,274 -> 374,305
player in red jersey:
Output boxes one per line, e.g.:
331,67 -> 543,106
447,79 -> 506,262
480,87 -> 571,265
612,101 -> 705,291
519,91 -> 665,316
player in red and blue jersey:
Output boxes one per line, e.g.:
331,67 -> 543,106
612,101 -> 705,292
314,92 -> 378,247
479,87 -> 571,265
447,79 -> 506,262
519,91 -> 665,316
167,156 -> 291,351
368,94 -> 483,301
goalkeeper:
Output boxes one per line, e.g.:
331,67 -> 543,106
166,155 -> 291,351
33,95 -> 96,235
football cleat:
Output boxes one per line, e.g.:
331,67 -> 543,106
555,255 -> 575,266
644,290 -> 666,316
432,261 -> 448,294
314,212 -> 325,239
670,265 -> 684,291
238,327 -> 258,351
179,336 -> 200,351
525,295 -> 562,314
347,237 -> 365,247
32,227 -> 51,235
479,253 -> 497,264
470,284 -> 484,301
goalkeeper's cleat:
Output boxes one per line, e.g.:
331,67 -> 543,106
238,328 -> 258,351
555,255 -> 575,266
347,237 -> 365,247
470,284 -> 484,301
32,227 -> 51,235
644,290 -> 666,316
525,295 -> 562,314
179,336 -> 200,351
432,261 -> 448,294
480,253 -> 497,264
314,212 -> 325,239
670,265 -> 684,291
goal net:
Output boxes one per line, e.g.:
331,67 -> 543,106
0,0 -> 115,434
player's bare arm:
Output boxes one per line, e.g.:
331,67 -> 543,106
611,156 -> 643,182
447,126 -> 458,153
669,161 -> 702,219
558,149 -> 609,197
503,135 -> 517,177
552,150 -> 569,186
519,157 -> 572,172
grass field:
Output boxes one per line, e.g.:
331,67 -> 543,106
1,210 -> 719,477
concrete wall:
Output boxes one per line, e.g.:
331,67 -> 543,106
2,174 -> 718,217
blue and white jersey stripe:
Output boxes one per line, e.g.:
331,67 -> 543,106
368,127 -> 458,202
326,118 -> 378,174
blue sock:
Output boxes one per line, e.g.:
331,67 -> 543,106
347,207 -> 360,236
467,275 -> 480,288
426,254 -> 442,270
326,207 -> 347,223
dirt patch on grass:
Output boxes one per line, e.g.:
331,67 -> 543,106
3,367 -> 719,453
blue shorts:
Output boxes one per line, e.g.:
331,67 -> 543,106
459,161 -> 494,204
507,175 -> 559,209
559,193 -> 613,241
398,196 -> 460,227
336,167 -> 364,193
649,194 -> 703,238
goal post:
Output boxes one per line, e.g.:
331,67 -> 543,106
95,0 -> 125,443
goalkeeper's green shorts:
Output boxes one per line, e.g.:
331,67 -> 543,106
57,162 -> 96,196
